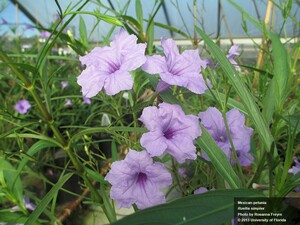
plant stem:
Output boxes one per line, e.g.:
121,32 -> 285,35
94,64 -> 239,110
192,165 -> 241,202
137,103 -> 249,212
222,110 -> 246,187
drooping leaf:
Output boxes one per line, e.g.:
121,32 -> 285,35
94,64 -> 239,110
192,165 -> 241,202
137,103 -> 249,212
111,189 -> 263,225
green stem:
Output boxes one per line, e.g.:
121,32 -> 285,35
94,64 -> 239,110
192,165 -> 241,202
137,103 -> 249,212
222,110 -> 246,187
172,159 -> 186,196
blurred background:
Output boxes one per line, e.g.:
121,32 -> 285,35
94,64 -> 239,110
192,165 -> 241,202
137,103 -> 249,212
1,0 -> 299,65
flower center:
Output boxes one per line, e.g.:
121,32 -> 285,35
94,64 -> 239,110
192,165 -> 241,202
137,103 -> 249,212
137,172 -> 147,185
164,128 -> 175,139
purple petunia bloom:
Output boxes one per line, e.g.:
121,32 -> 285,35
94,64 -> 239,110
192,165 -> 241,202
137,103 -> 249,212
40,31 -> 51,38
140,103 -> 201,163
288,158 -> 300,192
61,81 -> 69,89
77,29 -> 147,97
11,196 -> 36,212
194,187 -> 208,195
226,45 -> 240,69
193,187 -> 215,195
64,98 -> 72,106
142,38 -> 210,94
289,158 -> 300,175
199,107 -> 253,166
82,97 -> 91,105
14,99 -> 31,114
105,150 -> 172,209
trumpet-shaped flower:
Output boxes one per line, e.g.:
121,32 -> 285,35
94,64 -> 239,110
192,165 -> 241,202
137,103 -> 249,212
77,29 -> 147,97
105,150 -> 172,209
14,99 -> 31,114
142,38 -> 209,94
227,45 -> 240,68
199,107 -> 253,166
289,158 -> 300,175
140,103 -> 201,163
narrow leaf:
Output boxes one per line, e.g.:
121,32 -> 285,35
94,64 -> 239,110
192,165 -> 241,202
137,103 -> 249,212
111,189 -> 263,225
135,0 -> 143,30
79,16 -> 89,48
24,173 -> 73,225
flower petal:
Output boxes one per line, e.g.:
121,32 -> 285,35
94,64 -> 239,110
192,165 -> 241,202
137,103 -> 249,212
103,70 -> 133,95
199,107 -> 225,140
139,106 -> 161,131
77,66 -> 107,98
140,131 -> 167,157
166,135 -> 197,163
142,55 -> 167,74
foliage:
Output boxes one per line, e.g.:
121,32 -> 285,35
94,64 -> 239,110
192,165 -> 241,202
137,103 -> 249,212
0,0 -> 299,225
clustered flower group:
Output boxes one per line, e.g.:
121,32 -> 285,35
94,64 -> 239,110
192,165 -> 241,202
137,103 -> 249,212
76,29 -> 253,210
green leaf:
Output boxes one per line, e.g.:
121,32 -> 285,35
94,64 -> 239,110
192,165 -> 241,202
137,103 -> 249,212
196,27 -> 274,152
111,189 -> 263,225
0,62 -> 38,74
204,90 -> 247,116
262,34 -> 289,124
0,157 -> 24,208
66,11 -> 123,26
153,21 -> 190,40
14,140 -> 58,187
5,133 -> 62,147
69,126 -> 147,147
196,126 -> 242,189
146,18 -> 154,54
24,173 -> 73,225
121,15 -> 142,33
111,139 -> 118,162
135,0 -> 143,31
269,33 -> 289,109
79,16 -> 89,48
85,167 -> 107,184
0,211 -> 28,224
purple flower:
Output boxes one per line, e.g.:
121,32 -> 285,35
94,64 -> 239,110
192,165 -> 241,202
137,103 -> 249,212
178,167 -> 186,178
11,196 -> 36,212
142,38 -> 209,94
61,81 -> 69,89
289,158 -> 300,175
14,100 -> 31,114
226,45 -> 240,68
40,31 -> 51,38
82,97 -> 91,105
199,107 -> 253,166
194,187 -> 208,194
77,29 -> 147,97
140,103 -> 201,163
194,187 -> 215,195
64,98 -> 72,106
105,150 -> 172,209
